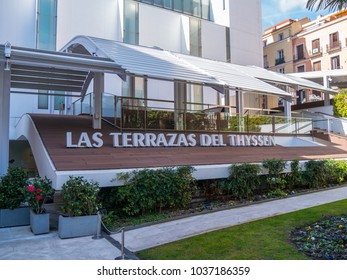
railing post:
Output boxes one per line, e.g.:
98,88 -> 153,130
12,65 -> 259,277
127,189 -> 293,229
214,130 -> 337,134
246,114 -> 249,133
121,228 -> 125,260
295,118 -> 298,135
92,211 -> 103,240
327,119 -> 331,133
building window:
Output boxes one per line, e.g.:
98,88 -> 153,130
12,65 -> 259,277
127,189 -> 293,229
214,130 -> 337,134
263,40 -> 267,47
296,65 -> 305,73
186,84 -> 203,111
331,56 -> 340,70
173,0 -> 183,11
311,38 -> 320,54
277,68 -> 285,74
226,27 -> 230,63
313,61 -> 321,71
122,76 -> 146,103
201,0 -> 210,20
278,33 -> 284,41
36,0 -> 57,51
163,0 -> 172,8
275,49 -> 285,65
138,0 -> 211,20
124,0 -> 139,45
38,92 -> 49,109
190,18 -> 202,57
329,32 -> 339,49
54,95 -> 65,111
264,55 -> 269,68
295,44 -> 304,61
192,0 -> 201,17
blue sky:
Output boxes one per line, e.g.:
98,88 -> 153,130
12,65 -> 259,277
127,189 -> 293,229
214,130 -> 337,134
261,0 -> 330,31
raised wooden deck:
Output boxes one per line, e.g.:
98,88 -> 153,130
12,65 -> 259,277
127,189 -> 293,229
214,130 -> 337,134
30,114 -> 347,171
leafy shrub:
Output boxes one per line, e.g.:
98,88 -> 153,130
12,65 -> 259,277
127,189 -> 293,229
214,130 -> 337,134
262,158 -> 287,191
23,177 -> 55,214
60,176 -> 100,216
0,167 -> 29,209
324,159 -> 347,184
286,159 -> 305,190
113,166 -> 196,216
333,89 -> 347,117
221,163 -> 261,200
267,188 -> 288,198
303,160 -> 331,189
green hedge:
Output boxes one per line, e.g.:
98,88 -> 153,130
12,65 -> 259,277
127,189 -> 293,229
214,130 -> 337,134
106,166 -> 196,216
99,159 -> 347,220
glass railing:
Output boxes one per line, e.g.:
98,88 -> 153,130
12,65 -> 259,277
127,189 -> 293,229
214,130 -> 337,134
72,94 -> 313,134
72,92 -> 93,115
112,95 -> 313,134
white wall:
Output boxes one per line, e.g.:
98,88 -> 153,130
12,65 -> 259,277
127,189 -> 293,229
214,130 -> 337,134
0,0 -> 36,47
229,0 -> 263,66
210,0 -> 230,27
139,4 -> 183,52
201,21 -> 227,61
56,0 -> 120,50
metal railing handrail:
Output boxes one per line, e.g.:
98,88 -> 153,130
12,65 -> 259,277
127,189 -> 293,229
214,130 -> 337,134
72,93 -> 314,135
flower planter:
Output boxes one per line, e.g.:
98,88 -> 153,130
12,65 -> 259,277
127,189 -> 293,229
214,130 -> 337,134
58,215 -> 98,239
30,210 -> 50,235
0,207 -> 30,228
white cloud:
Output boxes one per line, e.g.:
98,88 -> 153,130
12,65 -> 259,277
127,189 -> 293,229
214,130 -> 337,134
278,0 -> 307,13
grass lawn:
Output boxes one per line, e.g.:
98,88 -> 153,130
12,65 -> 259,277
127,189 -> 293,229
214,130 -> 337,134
137,199 -> 347,260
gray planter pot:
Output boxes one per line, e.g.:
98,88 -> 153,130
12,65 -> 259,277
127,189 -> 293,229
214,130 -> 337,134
0,207 -> 30,228
30,210 -> 50,235
58,215 -> 98,239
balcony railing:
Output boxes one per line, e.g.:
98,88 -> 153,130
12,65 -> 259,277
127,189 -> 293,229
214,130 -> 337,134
275,57 -> 285,65
327,41 -> 341,53
72,94 -> 314,135
293,53 -> 306,62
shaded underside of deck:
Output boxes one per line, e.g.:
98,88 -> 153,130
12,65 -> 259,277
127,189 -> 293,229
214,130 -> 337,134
30,114 -> 347,172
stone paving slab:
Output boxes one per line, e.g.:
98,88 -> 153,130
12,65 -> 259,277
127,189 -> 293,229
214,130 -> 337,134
0,227 -> 120,260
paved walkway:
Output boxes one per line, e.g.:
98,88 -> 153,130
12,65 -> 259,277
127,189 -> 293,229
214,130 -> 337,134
110,186 -> 347,252
1,186 -> 347,259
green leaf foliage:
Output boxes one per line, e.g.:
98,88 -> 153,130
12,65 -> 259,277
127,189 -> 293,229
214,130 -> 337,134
60,176 -> 100,216
262,158 -> 287,191
221,163 -> 261,200
303,160 -> 329,188
111,166 -> 196,216
0,167 -> 29,209
286,159 -> 305,190
333,89 -> 347,117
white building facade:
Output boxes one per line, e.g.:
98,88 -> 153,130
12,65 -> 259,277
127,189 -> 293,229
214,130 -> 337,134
0,0 -> 266,175
0,0 -> 263,140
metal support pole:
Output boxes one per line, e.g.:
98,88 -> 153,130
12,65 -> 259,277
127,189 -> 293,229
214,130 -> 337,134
327,119 -> 331,134
0,62 -> 11,175
121,228 -> 125,260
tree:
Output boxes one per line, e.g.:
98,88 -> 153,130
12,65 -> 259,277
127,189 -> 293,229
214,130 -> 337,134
306,0 -> 347,11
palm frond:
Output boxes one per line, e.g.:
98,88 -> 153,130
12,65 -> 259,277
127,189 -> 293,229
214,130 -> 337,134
306,0 -> 347,11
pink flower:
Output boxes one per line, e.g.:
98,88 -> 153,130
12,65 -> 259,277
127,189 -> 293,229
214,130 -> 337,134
36,189 -> 41,194
28,185 -> 35,192
36,195 -> 43,201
